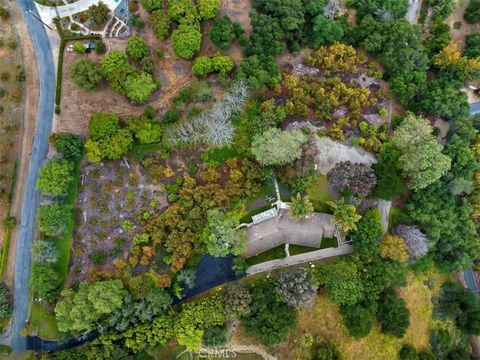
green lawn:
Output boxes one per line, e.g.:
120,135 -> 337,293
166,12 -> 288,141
306,175 -> 333,213
30,303 -> 61,341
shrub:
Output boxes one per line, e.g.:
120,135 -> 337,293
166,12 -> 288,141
37,157 -> 74,195
0,7 -> 10,20
37,204 -> 70,236
465,0 -> 480,23
126,36 -> 150,61
30,264 -> 62,300
310,337 -> 342,360
171,24 -> 201,59
275,268 -> 318,308
162,108 -> 181,124
73,42 -> 87,54
210,16 -> 236,50
224,286 -> 252,320
377,290 -> 410,338
151,10 -> 170,40
340,303 -> 374,338
141,0 -> 161,12
203,324 -> 227,348
31,240 -> 59,264
69,59 -> 103,91
0,283 -> 11,318
197,0 -> 220,20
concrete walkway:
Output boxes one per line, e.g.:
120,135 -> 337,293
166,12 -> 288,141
35,0 -> 119,25
246,244 -> 353,275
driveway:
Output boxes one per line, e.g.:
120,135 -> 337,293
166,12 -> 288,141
35,0 -> 120,25
12,1 -> 55,353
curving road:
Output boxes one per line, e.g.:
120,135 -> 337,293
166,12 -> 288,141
12,0 -> 55,353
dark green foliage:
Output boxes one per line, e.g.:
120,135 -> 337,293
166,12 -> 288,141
349,209 -> 383,257
430,0 -> 454,20
445,133 -> 479,182
143,105 -> 156,119
0,283 -> 11,318
437,282 -> 480,335
340,303 -> 374,338
172,87 -> 192,108
237,55 -> 281,92
310,337 -> 342,360
94,39 -> 107,54
69,59 -> 103,91
51,133 -> 84,161
247,11 -> 285,56
203,324 -> 227,348
353,0 -> 409,20
0,7 -> 10,20
130,15 -> 145,29
210,16 -> 244,51
424,22 -> 451,57
465,0 -> 480,23
314,260 -> 364,306
86,1 -> 110,26
399,344 -> 435,360
224,286 -> 252,320
406,181 -> 478,271
377,290 -> 410,338
465,33 -> 480,58
372,143 -> 406,200
419,79 -> 470,119
162,109 -> 181,124
30,264 -> 62,300
358,257 -> 407,307
309,16 -> 345,48
243,281 -> 297,346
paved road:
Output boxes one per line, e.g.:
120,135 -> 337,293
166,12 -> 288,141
36,0 -> 119,24
12,0 -> 55,353
471,102 -> 480,115
464,269 -> 478,294
377,199 -> 391,234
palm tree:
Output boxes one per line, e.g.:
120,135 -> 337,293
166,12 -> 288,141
327,198 -> 362,234
290,193 -> 314,220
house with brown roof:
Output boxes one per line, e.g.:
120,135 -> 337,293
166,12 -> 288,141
244,208 -> 337,257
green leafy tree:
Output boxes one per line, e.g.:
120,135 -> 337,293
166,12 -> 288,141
127,117 -> 162,144
210,16 -> 236,50
167,0 -> 199,24
349,208 -> 383,257
310,337 -> 342,360
314,259 -> 364,306
30,264 -> 62,300
354,0 -> 409,19
123,313 -> 175,352
251,128 -> 306,166
86,1 -> 110,26
275,268 -> 318,308
437,282 -> 480,335
55,280 -> 128,333
150,10 -> 170,40
424,22 -> 452,57
69,59 -> 103,91
174,295 -> 226,350
200,209 -> 246,257
289,193 -> 314,220
51,133 -> 84,161
327,198 -> 362,234
243,281 -> 297,346
465,0 -> 480,23
125,72 -> 159,104
465,33 -> 480,58
37,204 -> 70,236
340,303 -> 374,338
237,55 -> 281,92
31,240 -> 58,264
406,181 -> 478,271
392,113 -> 451,190
88,112 -> 119,140
377,290 -> 410,338
171,24 -> 201,59
140,0 -> 161,12
37,157 -> 74,195
197,0 -> 220,20
419,80 -> 470,119
224,286 -> 252,320
203,324 -> 227,348
328,161 -> 377,197
126,36 -> 150,61
372,143 -> 406,200
310,16 -> 345,47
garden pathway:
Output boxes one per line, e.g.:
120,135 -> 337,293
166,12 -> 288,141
246,244 -> 353,275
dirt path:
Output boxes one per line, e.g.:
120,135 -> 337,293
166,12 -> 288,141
4,3 -> 40,288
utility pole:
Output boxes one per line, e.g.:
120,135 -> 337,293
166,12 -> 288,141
26,9 -> 52,30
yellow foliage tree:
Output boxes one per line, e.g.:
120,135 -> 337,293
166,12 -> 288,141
380,235 -> 409,262
433,43 -> 480,80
